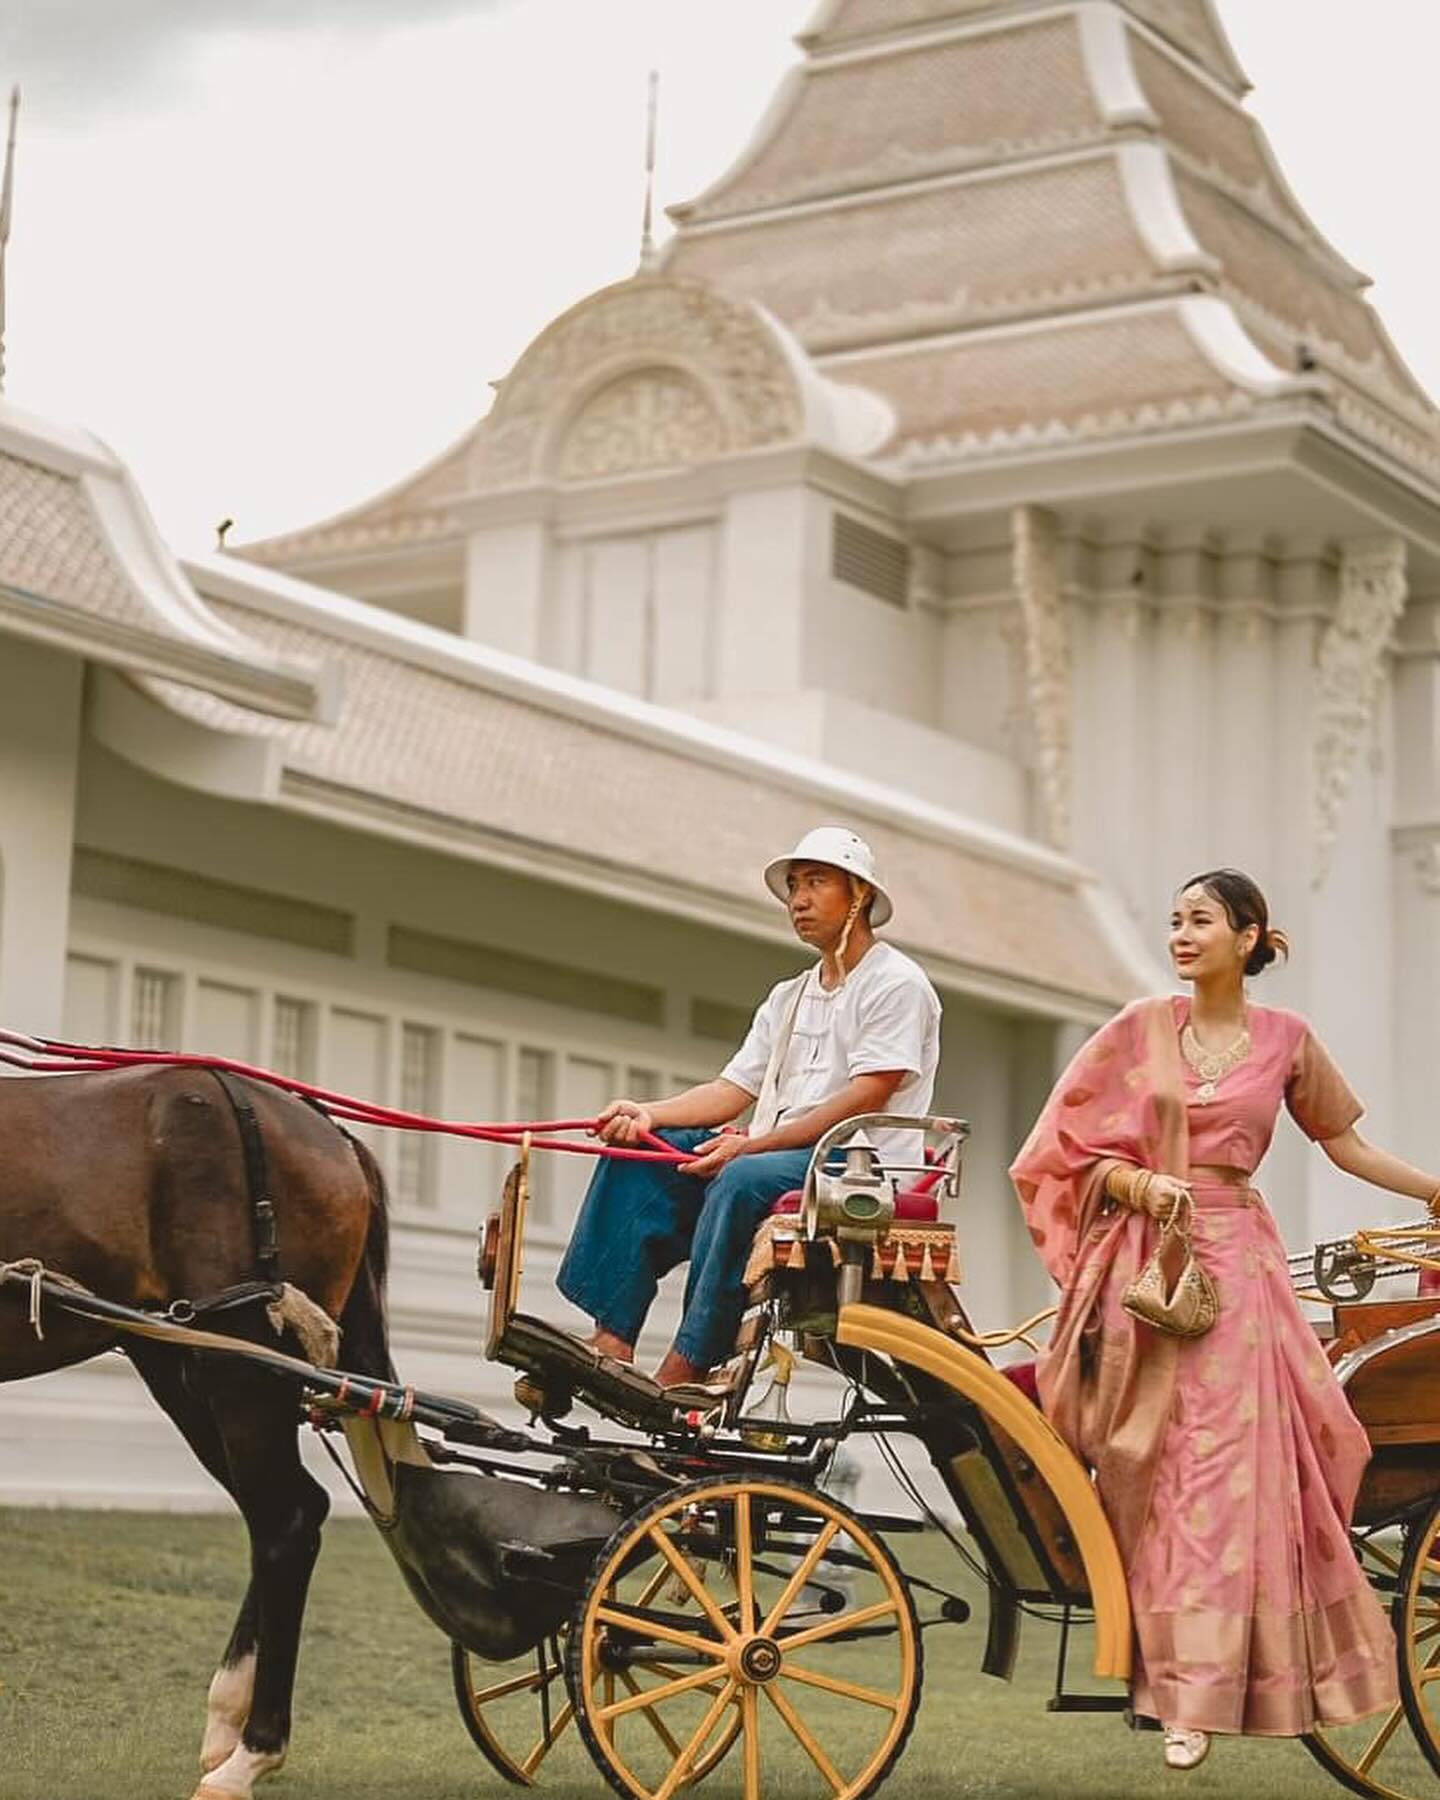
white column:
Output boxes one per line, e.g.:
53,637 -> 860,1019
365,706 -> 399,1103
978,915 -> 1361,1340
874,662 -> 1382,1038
463,517 -> 549,659
0,640 -> 84,1032
714,485 -> 812,701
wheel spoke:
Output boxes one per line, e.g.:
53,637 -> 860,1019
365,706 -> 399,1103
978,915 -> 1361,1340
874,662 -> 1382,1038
759,1519 -> 840,1637
1356,1702 -> 1406,1775
763,1680 -> 846,1795
652,1678 -> 739,1800
466,1666 -> 548,1704
594,1604 -> 728,1661
618,1669 -> 687,1757
598,1663 -> 733,1722
520,1700 -> 575,1778
647,1526 -> 737,1643
777,1597 -> 899,1655
1363,1539 -> 1403,1576
741,1684 -> 761,1800
735,1492 -> 756,1638
781,1661 -> 901,1711
640,1659 -> 729,1697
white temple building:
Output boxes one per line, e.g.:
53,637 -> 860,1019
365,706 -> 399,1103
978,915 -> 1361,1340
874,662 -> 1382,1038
2,0 -> 1439,1503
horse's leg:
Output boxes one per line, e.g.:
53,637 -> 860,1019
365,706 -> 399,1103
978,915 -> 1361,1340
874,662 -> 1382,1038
192,1366 -> 328,1800
128,1345 -> 261,1774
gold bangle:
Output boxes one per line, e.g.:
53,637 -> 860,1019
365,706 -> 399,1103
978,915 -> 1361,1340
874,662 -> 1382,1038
1104,1164 -> 1137,1208
1133,1170 -> 1155,1214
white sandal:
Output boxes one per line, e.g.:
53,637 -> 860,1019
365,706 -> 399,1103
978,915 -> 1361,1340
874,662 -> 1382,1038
1163,1727 -> 1211,1770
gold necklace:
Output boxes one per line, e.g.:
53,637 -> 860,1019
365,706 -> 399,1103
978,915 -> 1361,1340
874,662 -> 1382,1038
1180,1020 -> 1251,1104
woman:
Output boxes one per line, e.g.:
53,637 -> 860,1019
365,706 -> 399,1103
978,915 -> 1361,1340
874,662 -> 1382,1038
1010,869 -> 1440,1770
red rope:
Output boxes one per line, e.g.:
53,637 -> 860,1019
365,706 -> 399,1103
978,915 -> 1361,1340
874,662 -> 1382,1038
0,1030 -> 693,1164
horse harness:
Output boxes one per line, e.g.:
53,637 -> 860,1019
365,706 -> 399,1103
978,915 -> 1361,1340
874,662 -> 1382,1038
210,1068 -> 282,1290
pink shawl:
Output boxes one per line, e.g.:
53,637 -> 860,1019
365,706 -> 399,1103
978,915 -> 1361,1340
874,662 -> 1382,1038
1009,997 -> 1190,1565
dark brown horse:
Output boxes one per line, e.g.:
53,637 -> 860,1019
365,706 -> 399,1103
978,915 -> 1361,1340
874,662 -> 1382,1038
0,1062 -> 391,1800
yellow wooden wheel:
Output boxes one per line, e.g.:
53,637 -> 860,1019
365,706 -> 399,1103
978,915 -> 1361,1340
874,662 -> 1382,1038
1303,1525 -> 1440,1799
1398,1501 -> 1440,1784
453,1599 -> 742,1784
567,1476 -> 922,1800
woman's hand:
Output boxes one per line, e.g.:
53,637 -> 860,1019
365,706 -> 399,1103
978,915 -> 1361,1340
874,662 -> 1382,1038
1143,1174 -> 1192,1220
594,1099 -> 655,1145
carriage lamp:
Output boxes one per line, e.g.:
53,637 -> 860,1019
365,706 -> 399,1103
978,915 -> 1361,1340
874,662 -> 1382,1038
807,1136 -> 897,1241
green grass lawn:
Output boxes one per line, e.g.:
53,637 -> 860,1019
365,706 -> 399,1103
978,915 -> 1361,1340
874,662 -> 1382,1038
0,1505 -> 1424,1799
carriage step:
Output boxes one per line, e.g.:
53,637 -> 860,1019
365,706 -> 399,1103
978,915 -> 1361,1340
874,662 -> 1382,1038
1045,1694 -> 1131,1713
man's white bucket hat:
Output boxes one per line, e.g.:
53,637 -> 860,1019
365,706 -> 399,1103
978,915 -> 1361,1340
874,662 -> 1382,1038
763,826 -> 893,928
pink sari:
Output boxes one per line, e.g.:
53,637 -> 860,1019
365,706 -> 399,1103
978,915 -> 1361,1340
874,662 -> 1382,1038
1011,999 -> 1396,1735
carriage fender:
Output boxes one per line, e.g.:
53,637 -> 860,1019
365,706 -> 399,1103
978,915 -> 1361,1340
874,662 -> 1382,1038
835,1303 -> 1132,1681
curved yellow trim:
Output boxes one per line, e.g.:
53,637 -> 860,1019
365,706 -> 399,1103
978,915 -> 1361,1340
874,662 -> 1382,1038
836,1303 -> 1132,1680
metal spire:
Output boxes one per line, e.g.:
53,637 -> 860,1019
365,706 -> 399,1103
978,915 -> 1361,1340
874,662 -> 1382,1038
637,69 -> 660,273
0,87 -> 18,394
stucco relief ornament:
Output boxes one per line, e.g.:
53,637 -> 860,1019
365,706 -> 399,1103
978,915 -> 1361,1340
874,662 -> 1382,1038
471,277 -> 804,488
1312,539 -> 1407,886
1011,504 -> 1072,850
557,369 -> 726,481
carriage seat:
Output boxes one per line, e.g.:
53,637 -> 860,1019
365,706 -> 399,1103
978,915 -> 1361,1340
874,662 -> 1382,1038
1001,1359 -> 1041,1405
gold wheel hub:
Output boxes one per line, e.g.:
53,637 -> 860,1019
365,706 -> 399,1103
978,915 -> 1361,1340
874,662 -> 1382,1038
728,1634 -> 783,1686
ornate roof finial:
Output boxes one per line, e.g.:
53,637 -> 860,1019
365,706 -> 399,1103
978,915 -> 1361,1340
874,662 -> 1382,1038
637,68 -> 660,274
0,86 -> 19,395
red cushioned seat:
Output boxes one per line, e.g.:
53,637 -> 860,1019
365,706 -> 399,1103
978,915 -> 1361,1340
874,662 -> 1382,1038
768,1186 -> 941,1224
1001,1359 -> 1040,1405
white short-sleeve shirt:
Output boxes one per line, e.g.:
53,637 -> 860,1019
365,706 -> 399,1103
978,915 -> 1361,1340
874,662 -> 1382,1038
719,941 -> 942,1169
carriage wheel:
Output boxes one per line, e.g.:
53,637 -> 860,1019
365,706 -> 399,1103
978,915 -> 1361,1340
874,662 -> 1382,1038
1303,1524 -> 1440,1799
567,1475 -> 922,1800
453,1602 -> 742,1783
1397,1499 -> 1440,1782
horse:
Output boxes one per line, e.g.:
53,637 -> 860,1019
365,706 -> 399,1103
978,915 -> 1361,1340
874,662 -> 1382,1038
0,1061 -> 391,1800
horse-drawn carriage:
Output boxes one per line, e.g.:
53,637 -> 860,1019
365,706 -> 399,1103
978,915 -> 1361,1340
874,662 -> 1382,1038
5,1037 -> 1440,1800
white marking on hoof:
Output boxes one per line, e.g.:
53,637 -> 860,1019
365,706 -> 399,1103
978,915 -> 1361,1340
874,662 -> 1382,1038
200,1653 -> 256,1773
191,1741 -> 285,1800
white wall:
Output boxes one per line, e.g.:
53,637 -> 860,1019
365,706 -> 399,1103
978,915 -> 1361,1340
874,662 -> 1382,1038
0,640 -> 83,1034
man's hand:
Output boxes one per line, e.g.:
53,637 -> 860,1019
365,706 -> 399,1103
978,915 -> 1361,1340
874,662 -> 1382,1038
679,1133 -> 749,1179
595,1099 -> 656,1145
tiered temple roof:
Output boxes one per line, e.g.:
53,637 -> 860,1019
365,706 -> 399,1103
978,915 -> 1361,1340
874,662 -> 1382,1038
246,0 -> 1440,562
666,0 -> 1439,477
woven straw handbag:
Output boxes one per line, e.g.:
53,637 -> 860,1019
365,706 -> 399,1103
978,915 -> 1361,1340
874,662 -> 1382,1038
1121,1189 -> 1218,1339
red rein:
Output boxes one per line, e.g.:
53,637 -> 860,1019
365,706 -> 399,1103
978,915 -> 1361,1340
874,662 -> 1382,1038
0,1029 -> 691,1165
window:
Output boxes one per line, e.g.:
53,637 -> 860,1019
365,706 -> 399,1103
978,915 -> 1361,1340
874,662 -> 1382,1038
131,967 -> 180,1049
515,1046 -> 555,1224
271,997 -> 315,1080
396,1024 -> 440,1209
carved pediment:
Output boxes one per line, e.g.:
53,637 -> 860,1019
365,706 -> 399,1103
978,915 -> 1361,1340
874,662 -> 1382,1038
555,368 -> 727,481
471,276 -> 805,489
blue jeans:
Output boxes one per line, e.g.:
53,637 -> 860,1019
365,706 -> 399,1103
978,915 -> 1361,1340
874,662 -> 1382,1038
557,1129 -> 813,1371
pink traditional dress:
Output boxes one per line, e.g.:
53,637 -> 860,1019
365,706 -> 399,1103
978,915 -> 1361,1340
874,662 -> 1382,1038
1011,996 -> 1397,1736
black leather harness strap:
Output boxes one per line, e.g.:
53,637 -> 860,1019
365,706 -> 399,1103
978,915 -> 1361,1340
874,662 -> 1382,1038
211,1069 -> 281,1285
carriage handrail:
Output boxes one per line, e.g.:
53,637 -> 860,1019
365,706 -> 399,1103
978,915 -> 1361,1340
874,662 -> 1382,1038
799,1112 -> 968,1238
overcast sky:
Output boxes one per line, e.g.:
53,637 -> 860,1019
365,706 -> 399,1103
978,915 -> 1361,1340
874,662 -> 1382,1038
2,1 -> 1438,551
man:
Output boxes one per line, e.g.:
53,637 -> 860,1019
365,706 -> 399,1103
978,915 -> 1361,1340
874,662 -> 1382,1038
557,826 -> 941,1387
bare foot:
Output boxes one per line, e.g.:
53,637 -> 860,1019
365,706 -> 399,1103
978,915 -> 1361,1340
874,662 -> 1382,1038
586,1328 -> 635,1363
653,1349 -> 707,1388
